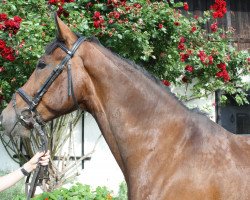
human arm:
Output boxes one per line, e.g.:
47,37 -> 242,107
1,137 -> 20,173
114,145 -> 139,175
0,150 -> 50,192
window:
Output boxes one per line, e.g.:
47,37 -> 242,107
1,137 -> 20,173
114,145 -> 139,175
216,90 -> 250,135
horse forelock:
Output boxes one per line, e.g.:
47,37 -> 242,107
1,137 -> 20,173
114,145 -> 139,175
45,38 -> 63,55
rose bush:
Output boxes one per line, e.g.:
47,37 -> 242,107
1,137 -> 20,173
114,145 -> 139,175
0,0 -> 249,109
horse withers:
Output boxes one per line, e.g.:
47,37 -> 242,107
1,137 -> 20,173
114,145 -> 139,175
1,16 -> 250,200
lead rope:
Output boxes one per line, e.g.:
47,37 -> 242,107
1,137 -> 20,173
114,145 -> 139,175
26,122 -> 48,200
26,61 -> 76,200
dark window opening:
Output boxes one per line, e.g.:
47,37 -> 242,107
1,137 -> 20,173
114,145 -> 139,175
216,90 -> 250,135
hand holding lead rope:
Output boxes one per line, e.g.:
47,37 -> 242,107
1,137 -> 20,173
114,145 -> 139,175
26,123 -> 49,200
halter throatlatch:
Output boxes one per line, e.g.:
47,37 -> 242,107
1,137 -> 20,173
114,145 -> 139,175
12,35 -> 86,200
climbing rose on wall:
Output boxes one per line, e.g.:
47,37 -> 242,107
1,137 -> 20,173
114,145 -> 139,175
48,0 -> 74,17
0,13 -> 22,35
0,0 -> 249,109
183,2 -> 189,11
210,22 -> 218,32
210,0 -> 227,18
185,65 -> 194,73
162,80 -> 171,86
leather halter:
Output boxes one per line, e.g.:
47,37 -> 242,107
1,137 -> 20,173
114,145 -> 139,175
11,35 -> 86,200
15,36 -> 85,112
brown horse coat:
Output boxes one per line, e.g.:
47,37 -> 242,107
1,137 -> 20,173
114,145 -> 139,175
1,17 -> 250,200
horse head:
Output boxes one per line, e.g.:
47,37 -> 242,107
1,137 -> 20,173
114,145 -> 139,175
0,15 -> 94,137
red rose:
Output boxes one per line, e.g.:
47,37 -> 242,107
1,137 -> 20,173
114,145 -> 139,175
56,6 -> 64,17
180,53 -> 189,62
191,26 -> 197,33
94,11 -> 101,19
1,46 -> 12,55
210,22 -> 218,32
113,11 -> 120,19
210,0 -> 227,19
185,65 -> 194,72
133,3 -> 142,9
216,70 -> 230,82
208,55 -> 213,65
13,16 -> 22,23
197,50 -> 206,63
5,54 -> 15,61
158,23 -> 163,29
0,39 -> 6,50
178,43 -> 185,50
93,20 -> 101,28
125,6 -> 131,11
247,57 -> 250,64
99,16 -> 105,23
162,80 -> 171,86
1,46 -> 15,61
183,2 -> 189,11
4,19 -> 20,29
217,63 -> 226,70
48,0 -> 57,5
179,37 -> 186,43
0,13 -> 8,22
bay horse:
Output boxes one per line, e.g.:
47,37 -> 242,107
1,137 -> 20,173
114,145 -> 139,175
1,16 -> 250,200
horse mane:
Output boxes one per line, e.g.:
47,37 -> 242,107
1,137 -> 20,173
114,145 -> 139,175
87,37 -> 170,89
88,37 -> 211,117
45,36 -> 208,116
87,37 -> 193,110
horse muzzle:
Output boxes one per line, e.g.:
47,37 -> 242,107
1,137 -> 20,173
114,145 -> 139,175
0,108 -> 15,136
0,107 -> 30,137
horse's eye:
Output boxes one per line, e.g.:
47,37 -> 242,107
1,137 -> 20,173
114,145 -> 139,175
37,61 -> 47,69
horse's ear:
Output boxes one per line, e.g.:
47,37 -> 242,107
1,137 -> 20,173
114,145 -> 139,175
54,13 -> 77,47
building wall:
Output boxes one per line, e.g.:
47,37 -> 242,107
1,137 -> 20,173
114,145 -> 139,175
75,112 -> 124,194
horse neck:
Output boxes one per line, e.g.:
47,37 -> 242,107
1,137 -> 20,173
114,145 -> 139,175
82,41 -> 189,173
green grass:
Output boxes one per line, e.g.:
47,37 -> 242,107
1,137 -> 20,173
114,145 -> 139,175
0,170 -> 26,200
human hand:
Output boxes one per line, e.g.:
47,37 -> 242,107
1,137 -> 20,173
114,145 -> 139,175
23,150 -> 50,173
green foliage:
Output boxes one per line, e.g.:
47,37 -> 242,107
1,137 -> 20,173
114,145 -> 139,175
0,0 -> 249,109
32,182 -> 127,200
0,176 -> 127,200
0,0 -> 55,107
113,181 -> 128,200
